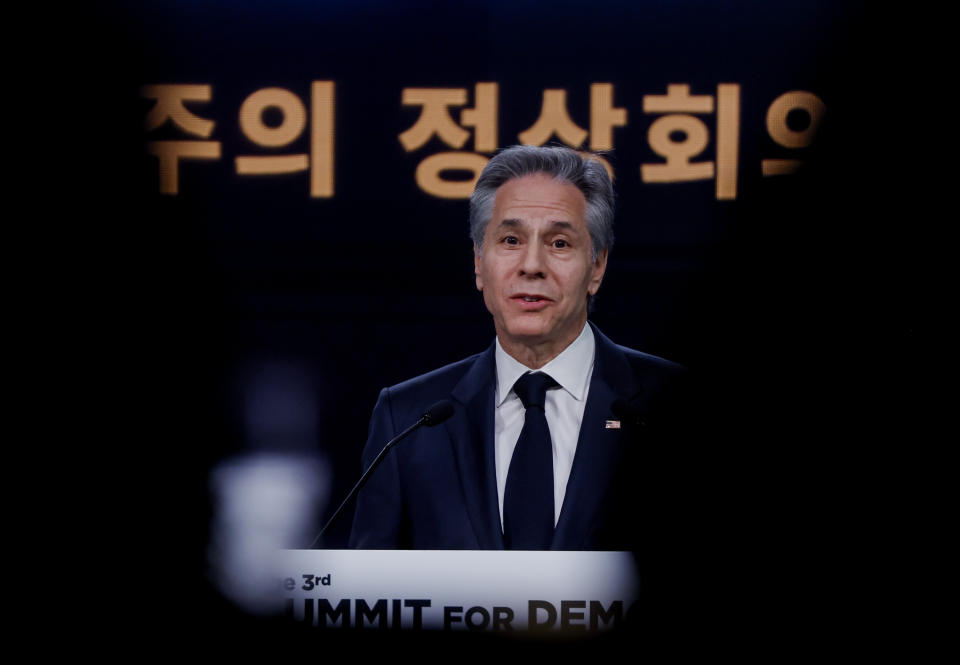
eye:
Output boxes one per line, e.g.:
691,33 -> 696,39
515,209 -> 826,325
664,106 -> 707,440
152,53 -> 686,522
503,235 -> 519,245
552,239 -> 569,249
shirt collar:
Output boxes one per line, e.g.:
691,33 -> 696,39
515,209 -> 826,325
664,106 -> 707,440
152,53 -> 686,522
494,322 -> 596,407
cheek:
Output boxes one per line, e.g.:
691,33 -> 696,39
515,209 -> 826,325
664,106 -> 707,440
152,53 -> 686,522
484,262 -> 508,290
563,266 -> 589,291
481,287 -> 499,318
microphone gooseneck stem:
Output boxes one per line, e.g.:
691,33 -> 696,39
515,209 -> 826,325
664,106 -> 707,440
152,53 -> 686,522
308,415 -> 427,549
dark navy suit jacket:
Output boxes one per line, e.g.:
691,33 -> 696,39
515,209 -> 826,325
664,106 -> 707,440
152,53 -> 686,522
349,322 -> 686,550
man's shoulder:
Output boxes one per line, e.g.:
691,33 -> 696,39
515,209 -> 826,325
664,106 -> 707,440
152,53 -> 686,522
592,323 -> 686,379
621,344 -> 687,401
588,323 -> 689,418
617,343 -> 686,375
379,349 -> 491,417
595,334 -> 690,426
390,352 -> 485,393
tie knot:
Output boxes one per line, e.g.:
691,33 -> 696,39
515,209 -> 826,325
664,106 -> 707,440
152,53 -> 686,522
512,372 -> 559,410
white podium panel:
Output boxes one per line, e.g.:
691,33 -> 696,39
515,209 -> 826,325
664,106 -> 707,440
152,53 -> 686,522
277,549 -> 639,631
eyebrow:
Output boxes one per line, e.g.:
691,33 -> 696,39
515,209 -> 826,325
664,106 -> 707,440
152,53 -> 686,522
497,219 -> 576,231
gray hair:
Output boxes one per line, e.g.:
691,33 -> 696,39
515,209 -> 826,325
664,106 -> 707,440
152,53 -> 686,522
468,145 -> 615,261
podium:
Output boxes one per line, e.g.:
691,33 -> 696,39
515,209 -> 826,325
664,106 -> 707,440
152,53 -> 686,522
277,550 -> 639,632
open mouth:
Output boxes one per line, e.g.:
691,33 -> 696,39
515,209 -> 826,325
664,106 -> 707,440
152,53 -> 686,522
512,294 -> 551,308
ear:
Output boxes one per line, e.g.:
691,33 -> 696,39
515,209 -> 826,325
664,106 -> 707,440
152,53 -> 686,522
587,249 -> 608,296
473,244 -> 484,291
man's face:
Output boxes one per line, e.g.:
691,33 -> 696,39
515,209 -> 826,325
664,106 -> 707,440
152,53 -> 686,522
474,173 -> 608,356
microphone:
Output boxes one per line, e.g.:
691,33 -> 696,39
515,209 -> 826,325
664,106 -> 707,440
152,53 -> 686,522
308,399 -> 455,547
422,399 -> 455,426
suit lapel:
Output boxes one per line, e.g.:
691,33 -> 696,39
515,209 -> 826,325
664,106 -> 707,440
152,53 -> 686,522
446,344 -> 505,549
552,323 -> 642,549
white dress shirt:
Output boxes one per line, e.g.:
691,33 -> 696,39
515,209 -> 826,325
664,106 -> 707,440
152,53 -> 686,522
494,322 -> 596,528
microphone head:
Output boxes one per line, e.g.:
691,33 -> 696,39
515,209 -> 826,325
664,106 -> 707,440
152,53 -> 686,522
422,399 -> 455,426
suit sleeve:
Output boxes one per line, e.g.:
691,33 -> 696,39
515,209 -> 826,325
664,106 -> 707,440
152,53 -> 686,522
348,387 -> 406,548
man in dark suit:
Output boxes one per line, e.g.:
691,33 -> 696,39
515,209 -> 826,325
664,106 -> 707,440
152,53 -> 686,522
350,145 -> 685,551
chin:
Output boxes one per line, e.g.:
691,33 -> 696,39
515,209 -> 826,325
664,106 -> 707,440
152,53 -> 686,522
503,319 -> 552,342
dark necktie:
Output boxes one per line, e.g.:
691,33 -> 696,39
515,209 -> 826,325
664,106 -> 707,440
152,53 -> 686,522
503,371 -> 559,550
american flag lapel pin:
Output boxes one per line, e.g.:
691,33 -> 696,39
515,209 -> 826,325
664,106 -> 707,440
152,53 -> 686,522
605,420 -> 621,429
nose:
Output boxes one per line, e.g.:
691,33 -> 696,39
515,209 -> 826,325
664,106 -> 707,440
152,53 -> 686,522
518,241 -> 546,278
